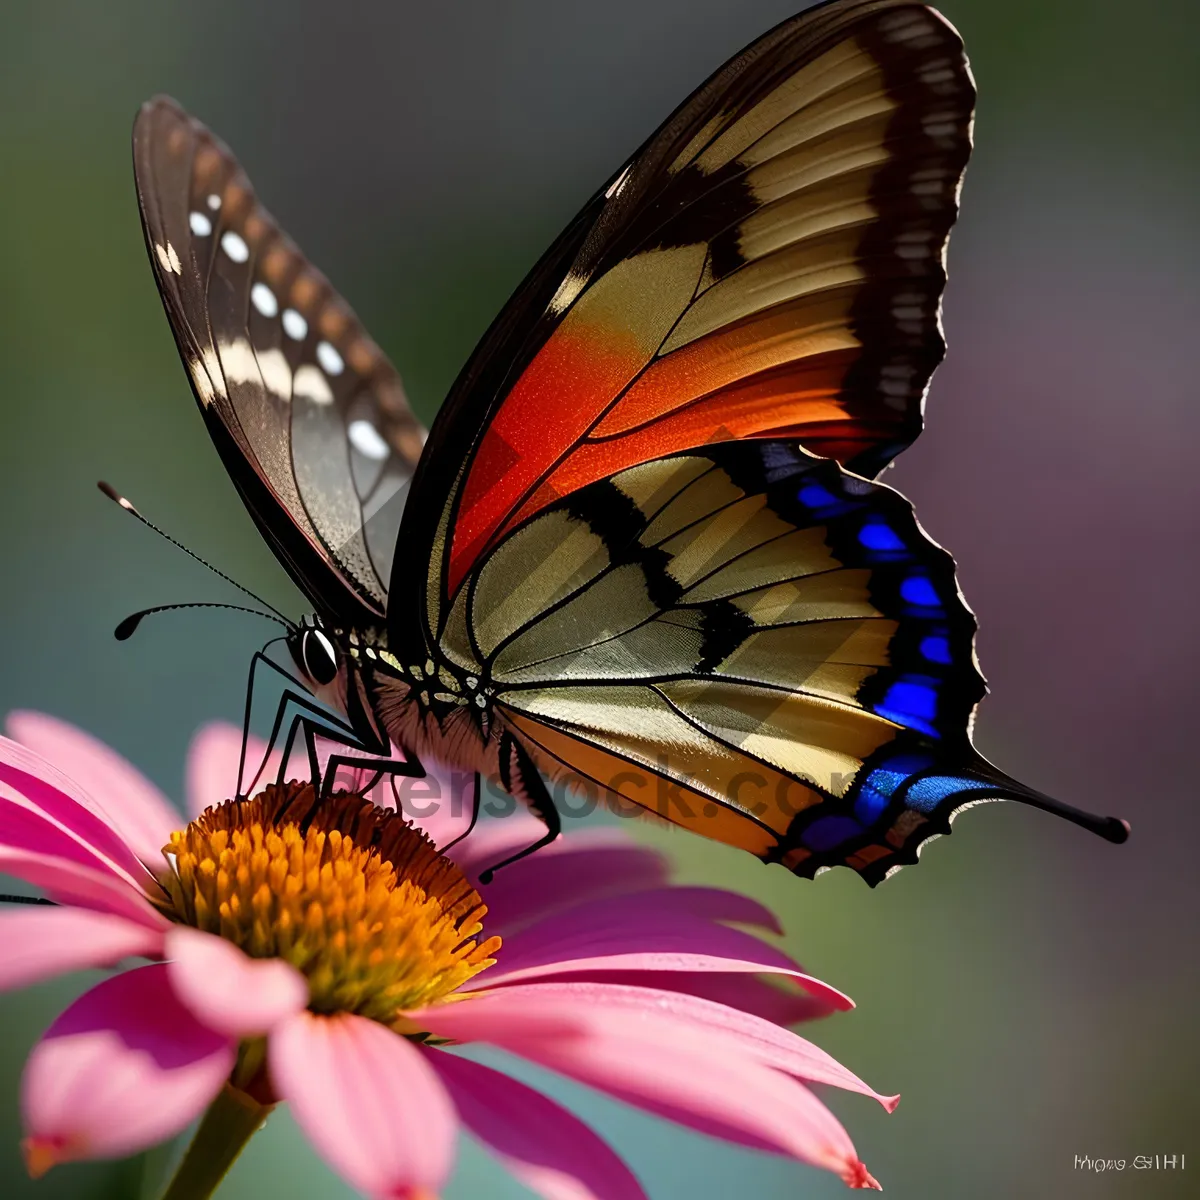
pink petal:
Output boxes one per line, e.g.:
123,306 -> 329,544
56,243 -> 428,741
474,843 -> 668,932
21,964 -> 235,1168
542,970 -> 845,1025
0,736 -> 158,888
413,988 -> 875,1186
461,903 -> 843,1002
270,1010 -> 456,1197
0,908 -> 164,992
165,927 -> 307,1037
7,712 -> 179,869
186,723 -> 282,817
0,845 -> 168,928
430,1051 -> 648,1200
0,784 -> 134,882
468,982 -> 895,1111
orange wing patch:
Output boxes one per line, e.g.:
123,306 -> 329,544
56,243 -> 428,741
502,707 -> 801,857
448,246 -> 706,593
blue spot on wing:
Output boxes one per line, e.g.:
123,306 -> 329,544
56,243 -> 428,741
795,481 -> 859,519
854,782 -> 890,823
802,815 -> 865,850
854,753 -> 936,823
866,770 -> 907,798
906,774 -> 993,813
900,575 -> 941,609
858,753 -> 995,817
919,635 -> 952,664
797,483 -> 839,509
874,678 -> 940,737
858,522 -> 907,552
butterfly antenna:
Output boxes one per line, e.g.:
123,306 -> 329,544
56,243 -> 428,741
98,481 -> 293,625
114,602 -> 290,641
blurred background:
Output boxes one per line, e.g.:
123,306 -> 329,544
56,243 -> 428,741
0,0 -> 1196,1196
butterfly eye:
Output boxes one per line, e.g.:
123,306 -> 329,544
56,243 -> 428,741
301,628 -> 339,685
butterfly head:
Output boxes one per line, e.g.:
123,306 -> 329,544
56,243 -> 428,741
287,615 -> 346,706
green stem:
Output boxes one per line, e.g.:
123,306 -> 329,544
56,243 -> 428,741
158,1084 -> 274,1200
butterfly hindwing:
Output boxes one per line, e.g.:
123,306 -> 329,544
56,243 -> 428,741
133,96 -> 426,621
393,0 -> 977,632
445,440 -> 1081,882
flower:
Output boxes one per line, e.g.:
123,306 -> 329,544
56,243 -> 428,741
0,711 -> 895,1197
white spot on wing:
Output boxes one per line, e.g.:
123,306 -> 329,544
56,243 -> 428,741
316,341 -> 344,376
919,62 -> 957,86
155,242 -> 182,275
218,338 -> 262,386
251,282 -> 278,318
187,350 -> 219,404
257,347 -> 292,399
293,363 -> 334,405
879,10 -> 938,48
206,194 -> 222,211
910,166 -> 950,197
282,309 -> 307,340
348,418 -> 390,461
188,211 -> 212,237
220,230 -> 249,263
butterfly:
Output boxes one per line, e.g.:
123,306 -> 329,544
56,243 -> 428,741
130,0 -> 1127,884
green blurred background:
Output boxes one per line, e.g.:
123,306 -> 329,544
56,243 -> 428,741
1,1 -> 1197,1196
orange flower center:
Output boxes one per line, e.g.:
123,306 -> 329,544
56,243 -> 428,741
159,783 -> 499,1024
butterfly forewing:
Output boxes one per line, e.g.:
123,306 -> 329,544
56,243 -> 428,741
397,0 -> 976,622
133,97 -> 425,619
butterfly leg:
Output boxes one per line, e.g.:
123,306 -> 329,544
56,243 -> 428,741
478,735 -> 561,884
244,685 -> 355,793
272,702 -> 363,788
273,715 -> 426,805
317,741 -> 426,806
238,649 -> 356,796
437,772 -> 483,853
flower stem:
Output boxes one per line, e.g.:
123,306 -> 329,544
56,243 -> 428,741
158,1084 -> 273,1200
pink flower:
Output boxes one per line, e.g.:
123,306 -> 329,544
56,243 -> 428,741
1,711 -> 895,1197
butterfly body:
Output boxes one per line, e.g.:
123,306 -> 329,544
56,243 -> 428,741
131,0 -> 1128,884
358,639 -> 497,770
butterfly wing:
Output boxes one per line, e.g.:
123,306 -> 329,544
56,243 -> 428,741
393,0 -> 1126,879
392,0 -> 977,640
133,96 -> 425,622
443,440 -> 1126,882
